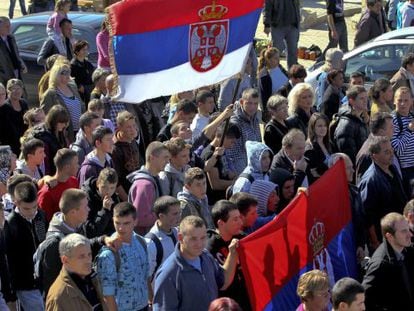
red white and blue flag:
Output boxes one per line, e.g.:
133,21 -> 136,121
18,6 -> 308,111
107,0 -> 263,103
238,160 -> 358,310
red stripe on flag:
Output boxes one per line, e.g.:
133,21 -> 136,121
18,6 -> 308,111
238,159 -> 351,310
108,0 -> 264,35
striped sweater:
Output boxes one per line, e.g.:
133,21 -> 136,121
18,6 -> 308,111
391,113 -> 414,168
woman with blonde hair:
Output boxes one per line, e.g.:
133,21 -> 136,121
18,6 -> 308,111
40,62 -> 85,142
296,270 -> 330,311
258,47 -> 288,120
287,82 -> 315,136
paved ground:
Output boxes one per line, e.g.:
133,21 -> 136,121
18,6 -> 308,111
0,0 -> 362,70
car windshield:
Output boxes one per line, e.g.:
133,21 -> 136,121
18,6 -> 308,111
13,23 -> 98,55
344,43 -> 414,82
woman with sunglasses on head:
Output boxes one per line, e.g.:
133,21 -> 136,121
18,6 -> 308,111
41,62 -> 85,143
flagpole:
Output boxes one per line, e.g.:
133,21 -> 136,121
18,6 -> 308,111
219,75 -> 242,147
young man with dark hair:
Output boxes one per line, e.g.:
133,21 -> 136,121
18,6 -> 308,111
229,192 -> 273,235
332,277 -> 365,311
78,126 -> 114,185
390,53 -> 414,95
201,122 -> 239,205
359,137 -> 407,252
38,148 -> 80,222
71,111 -> 101,166
363,212 -> 414,310
96,202 -> 149,311
207,200 -> 250,310
157,99 -> 198,142
82,167 -> 120,238
146,196 -> 180,280
178,167 -> 214,229
277,64 -> 307,98
356,112 -> 397,182
153,215 -> 238,311
15,138 -> 45,181
129,141 -> 170,234
191,90 -> 215,142
4,181 -> 47,310
333,85 -> 369,164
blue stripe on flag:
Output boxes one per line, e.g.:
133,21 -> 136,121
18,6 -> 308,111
264,223 -> 357,310
113,9 -> 261,75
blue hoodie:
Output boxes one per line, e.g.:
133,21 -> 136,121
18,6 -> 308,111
232,141 -> 273,194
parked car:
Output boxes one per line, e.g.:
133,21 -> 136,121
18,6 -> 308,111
306,27 -> 414,91
11,12 -> 104,107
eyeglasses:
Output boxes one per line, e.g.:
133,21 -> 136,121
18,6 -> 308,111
60,70 -> 71,76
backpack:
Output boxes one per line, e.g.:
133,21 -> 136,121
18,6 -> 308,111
145,232 -> 164,280
128,169 -> 163,197
225,172 -> 255,199
33,232 -> 65,286
94,234 -> 148,273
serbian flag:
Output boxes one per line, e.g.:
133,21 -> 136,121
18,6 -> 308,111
238,160 -> 358,310
106,0 -> 263,103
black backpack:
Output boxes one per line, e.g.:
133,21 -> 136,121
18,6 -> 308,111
145,232 -> 164,280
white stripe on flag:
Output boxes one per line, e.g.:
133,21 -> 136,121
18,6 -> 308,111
114,43 -> 252,103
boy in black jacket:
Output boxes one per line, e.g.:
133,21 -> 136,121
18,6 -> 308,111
4,181 -> 47,311
82,167 -> 120,238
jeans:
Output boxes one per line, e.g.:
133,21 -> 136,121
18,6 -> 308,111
0,292 -> 8,311
322,19 -> 348,57
8,0 -> 27,19
16,289 -> 44,311
271,25 -> 299,69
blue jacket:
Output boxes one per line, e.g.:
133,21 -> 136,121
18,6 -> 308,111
358,163 -> 406,241
153,244 -> 224,311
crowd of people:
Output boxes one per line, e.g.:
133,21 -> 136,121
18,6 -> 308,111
1,0 -> 414,310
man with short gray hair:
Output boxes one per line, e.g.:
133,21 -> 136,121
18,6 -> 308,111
46,233 -> 107,310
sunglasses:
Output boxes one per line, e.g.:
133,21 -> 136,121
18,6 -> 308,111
60,70 -> 71,76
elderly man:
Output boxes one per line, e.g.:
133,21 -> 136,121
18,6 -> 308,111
46,233 -> 107,310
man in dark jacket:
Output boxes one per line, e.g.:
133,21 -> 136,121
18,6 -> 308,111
276,64 -> 307,98
270,128 -> 308,192
363,212 -> 414,310
37,18 -> 74,66
4,181 -> 47,310
263,0 -> 300,68
354,0 -> 386,47
355,112 -> 401,183
82,168 -> 120,238
359,136 -> 407,253
0,17 -> 27,86
333,85 -> 369,164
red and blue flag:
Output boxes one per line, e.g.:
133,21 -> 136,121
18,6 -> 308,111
107,0 -> 263,103
238,160 -> 358,310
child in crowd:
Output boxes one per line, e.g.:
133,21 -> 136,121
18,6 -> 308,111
177,167 -> 213,229
232,141 -> 273,194
46,0 -> 72,55
249,180 -> 280,217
